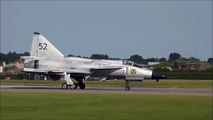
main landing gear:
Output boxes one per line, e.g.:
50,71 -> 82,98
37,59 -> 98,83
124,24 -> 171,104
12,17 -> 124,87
61,73 -> 86,90
61,82 -> 85,90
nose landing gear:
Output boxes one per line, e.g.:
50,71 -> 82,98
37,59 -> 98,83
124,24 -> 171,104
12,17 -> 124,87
125,80 -> 131,90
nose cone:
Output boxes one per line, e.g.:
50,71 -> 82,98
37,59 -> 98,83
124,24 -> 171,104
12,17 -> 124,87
152,72 -> 167,79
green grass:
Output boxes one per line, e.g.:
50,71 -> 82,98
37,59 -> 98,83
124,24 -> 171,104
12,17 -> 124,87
0,79 -> 212,89
1,91 -> 212,120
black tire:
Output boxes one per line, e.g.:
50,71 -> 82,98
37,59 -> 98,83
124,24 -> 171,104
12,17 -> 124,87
79,83 -> 86,89
125,86 -> 130,90
62,83 -> 68,89
70,83 -> 78,89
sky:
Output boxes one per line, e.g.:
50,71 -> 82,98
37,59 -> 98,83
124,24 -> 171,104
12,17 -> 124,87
1,1 -> 212,60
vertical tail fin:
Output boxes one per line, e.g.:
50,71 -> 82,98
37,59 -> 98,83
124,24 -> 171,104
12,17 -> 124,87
30,32 -> 64,57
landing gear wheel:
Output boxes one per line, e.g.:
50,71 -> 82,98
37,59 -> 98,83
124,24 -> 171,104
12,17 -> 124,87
125,86 -> 130,90
70,83 -> 78,89
125,80 -> 131,90
79,83 -> 86,89
61,83 -> 68,89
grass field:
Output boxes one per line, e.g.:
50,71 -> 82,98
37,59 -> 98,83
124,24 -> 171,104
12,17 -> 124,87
1,91 -> 212,120
1,79 -> 212,120
0,79 -> 212,89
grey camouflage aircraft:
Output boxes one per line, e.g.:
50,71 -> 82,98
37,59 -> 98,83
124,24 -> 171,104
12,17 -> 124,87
21,32 -> 167,90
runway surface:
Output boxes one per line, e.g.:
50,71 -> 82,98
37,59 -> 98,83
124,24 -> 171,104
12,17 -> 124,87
0,85 -> 212,96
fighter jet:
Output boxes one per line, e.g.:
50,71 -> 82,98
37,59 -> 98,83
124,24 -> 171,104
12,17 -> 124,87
21,32 -> 167,90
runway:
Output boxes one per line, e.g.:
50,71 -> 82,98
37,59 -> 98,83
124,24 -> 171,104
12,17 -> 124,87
0,85 -> 212,96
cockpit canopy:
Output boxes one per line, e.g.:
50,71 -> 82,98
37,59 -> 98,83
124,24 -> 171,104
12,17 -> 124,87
122,60 -> 143,68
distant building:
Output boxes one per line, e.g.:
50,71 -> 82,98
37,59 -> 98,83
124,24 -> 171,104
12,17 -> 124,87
0,61 -> 6,73
147,62 -> 160,66
179,62 -> 209,71
147,62 -> 160,70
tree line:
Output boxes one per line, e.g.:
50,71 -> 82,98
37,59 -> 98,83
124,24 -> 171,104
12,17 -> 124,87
0,52 -> 29,64
70,53 -> 212,64
60,53 -> 213,64
0,51 -> 212,64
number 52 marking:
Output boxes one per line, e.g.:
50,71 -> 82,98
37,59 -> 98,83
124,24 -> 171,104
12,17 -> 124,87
38,43 -> 47,50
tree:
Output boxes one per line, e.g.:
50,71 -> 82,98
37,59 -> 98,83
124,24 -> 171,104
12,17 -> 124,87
68,54 -> 75,57
188,57 -> 200,62
0,52 -> 30,64
20,52 -> 30,56
168,52 -> 181,61
159,57 -> 167,62
207,58 -> 213,64
146,58 -> 159,62
129,54 -> 145,64
90,54 -> 109,59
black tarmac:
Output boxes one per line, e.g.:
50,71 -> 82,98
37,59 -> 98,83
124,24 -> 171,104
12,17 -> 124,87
1,85 -> 212,96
